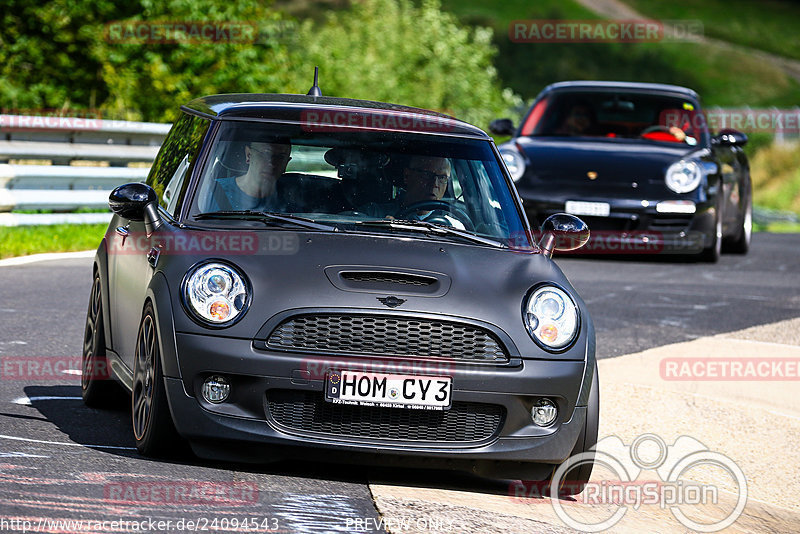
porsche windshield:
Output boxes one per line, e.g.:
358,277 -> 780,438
189,121 -> 528,246
524,91 -> 710,146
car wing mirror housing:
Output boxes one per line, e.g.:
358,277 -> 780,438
489,118 -> 516,137
539,213 -> 590,258
109,182 -> 163,235
712,129 -> 748,147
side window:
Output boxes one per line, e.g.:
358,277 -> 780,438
147,113 -> 210,217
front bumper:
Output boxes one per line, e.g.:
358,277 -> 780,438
163,332 -> 590,469
522,195 -> 715,254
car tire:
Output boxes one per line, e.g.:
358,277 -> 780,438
132,302 -> 183,456
699,199 -> 722,263
554,362 -> 599,495
81,273 -> 118,407
725,187 -> 752,254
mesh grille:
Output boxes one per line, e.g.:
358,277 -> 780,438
340,271 -> 435,286
266,314 -> 509,363
267,389 -> 504,443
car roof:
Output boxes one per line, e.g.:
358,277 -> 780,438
181,93 -> 489,139
539,81 -> 700,101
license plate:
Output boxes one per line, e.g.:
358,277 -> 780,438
325,370 -> 452,411
565,200 -> 610,217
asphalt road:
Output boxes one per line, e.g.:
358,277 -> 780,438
0,232 -> 798,533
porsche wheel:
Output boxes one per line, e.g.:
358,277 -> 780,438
699,199 -> 722,263
132,303 -> 181,456
726,188 -> 752,254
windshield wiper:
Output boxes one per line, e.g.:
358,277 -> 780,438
194,210 -> 337,232
355,219 -> 506,248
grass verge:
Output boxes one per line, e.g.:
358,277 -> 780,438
624,0 -> 800,62
0,224 -> 107,259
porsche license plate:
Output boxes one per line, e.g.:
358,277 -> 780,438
565,200 -> 611,217
325,370 -> 452,410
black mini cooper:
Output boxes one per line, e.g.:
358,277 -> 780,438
491,81 -> 752,262
82,86 -> 598,491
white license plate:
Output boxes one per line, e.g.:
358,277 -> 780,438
325,370 -> 452,411
565,200 -> 610,217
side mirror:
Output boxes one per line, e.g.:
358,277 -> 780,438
712,129 -> 748,147
539,213 -> 590,258
489,118 -> 516,137
109,182 -> 162,235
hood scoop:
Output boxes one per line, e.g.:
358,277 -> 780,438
324,266 -> 451,297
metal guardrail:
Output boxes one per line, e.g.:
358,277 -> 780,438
0,114 -> 170,226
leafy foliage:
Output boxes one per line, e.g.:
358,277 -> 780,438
0,0 -> 519,126
286,0 -> 521,128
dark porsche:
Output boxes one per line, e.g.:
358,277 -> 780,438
82,83 -> 598,491
491,81 -> 752,261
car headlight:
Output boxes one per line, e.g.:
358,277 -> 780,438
524,285 -> 579,350
500,146 -> 526,182
183,261 -> 250,326
665,160 -> 702,193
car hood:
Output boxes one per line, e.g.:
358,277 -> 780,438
162,230 -> 589,360
512,137 -> 704,195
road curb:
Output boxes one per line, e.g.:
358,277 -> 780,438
0,250 -> 95,267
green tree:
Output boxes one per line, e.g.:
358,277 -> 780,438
288,0 -> 521,128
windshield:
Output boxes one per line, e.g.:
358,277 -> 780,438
521,91 -> 710,146
188,121 -> 529,247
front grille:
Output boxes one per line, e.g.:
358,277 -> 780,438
266,389 -> 504,443
648,215 -> 693,232
266,314 -> 509,363
340,271 -> 436,286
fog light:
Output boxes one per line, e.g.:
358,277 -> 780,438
202,375 -> 230,404
532,398 -> 558,426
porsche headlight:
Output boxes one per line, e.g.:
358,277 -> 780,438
183,262 -> 250,326
500,146 -> 526,182
524,286 -> 579,350
665,160 -> 702,193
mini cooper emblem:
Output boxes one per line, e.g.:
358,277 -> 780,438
587,171 -> 598,180
378,296 -> 406,308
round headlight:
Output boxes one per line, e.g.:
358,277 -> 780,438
665,160 -> 702,193
183,262 -> 250,326
524,286 -> 579,350
500,146 -> 526,182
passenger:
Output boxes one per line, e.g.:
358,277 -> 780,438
211,140 -> 292,211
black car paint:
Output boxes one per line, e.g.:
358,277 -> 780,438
91,93 -> 597,477
499,82 -> 751,255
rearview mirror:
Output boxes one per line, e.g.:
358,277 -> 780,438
109,182 -> 162,235
539,213 -> 590,257
712,129 -> 748,147
489,118 -> 515,137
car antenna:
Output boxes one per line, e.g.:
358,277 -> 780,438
307,66 -> 322,97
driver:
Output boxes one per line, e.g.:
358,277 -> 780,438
361,155 -> 465,229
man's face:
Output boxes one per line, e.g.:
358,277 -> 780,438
564,105 -> 592,134
245,142 -> 292,178
403,157 -> 450,205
